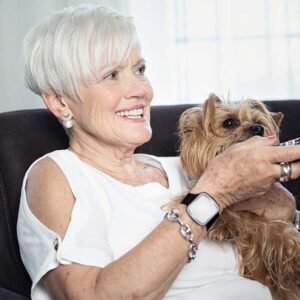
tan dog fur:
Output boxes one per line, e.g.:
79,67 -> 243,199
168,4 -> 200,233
171,94 -> 300,300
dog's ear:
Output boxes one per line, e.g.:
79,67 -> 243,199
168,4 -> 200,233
202,93 -> 222,131
247,99 -> 269,113
178,107 -> 202,137
248,99 -> 284,127
205,93 -> 222,107
271,111 -> 284,127
179,107 -> 206,177
247,99 -> 284,136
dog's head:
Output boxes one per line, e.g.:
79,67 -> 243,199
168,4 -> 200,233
179,94 -> 283,177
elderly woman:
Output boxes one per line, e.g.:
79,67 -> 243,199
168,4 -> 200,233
17,5 -> 300,300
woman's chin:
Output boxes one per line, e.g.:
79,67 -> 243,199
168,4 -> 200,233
124,129 -> 152,148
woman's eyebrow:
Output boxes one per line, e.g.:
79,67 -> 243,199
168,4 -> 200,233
133,58 -> 146,67
97,64 -> 121,77
100,58 -> 146,73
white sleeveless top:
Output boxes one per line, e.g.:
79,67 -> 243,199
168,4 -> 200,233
17,150 -> 271,300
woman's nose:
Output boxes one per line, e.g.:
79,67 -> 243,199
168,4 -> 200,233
124,75 -> 147,99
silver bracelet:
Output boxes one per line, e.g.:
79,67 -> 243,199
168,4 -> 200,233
165,208 -> 198,263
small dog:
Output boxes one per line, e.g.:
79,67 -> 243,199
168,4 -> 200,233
170,94 -> 300,300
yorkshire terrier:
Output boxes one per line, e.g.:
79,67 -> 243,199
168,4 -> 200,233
169,94 -> 300,300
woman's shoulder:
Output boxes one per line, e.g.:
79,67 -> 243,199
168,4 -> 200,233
26,150 -> 71,177
26,150 -> 73,205
27,154 -> 68,188
25,149 -> 80,192
26,151 -> 75,239
28,153 -> 62,176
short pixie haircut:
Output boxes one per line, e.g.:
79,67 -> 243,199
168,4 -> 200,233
23,5 -> 139,101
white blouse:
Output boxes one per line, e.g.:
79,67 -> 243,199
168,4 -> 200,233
17,150 -> 271,300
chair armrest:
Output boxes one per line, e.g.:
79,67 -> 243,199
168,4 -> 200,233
0,286 -> 30,300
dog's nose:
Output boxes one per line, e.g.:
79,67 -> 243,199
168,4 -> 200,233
250,124 -> 264,136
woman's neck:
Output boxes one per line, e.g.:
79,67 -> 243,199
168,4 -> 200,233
68,136 -> 156,186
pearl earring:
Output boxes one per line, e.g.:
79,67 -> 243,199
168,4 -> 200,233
61,111 -> 74,129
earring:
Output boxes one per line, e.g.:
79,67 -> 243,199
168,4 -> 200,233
61,111 -> 74,129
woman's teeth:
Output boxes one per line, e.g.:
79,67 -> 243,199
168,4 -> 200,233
116,108 -> 144,118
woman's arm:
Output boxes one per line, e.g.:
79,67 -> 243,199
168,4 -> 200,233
27,158 -> 206,300
231,182 -> 296,222
42,213 -> 201,300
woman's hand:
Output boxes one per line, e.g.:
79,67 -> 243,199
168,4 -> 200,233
230,182 -> 296,222
190,135 -> 300,211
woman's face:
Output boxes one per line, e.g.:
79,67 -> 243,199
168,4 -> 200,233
68,49 -> 153,150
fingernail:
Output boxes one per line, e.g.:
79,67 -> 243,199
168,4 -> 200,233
267,135 -> 276,140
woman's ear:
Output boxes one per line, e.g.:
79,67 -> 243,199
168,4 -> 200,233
42,93 -> 70,118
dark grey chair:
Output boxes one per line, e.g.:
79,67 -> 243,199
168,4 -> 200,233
0,101 -> 299,299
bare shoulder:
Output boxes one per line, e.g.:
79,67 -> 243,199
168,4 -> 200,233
26,157 -> 75,238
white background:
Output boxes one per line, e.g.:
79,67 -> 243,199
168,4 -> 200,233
1,0 -> 299,112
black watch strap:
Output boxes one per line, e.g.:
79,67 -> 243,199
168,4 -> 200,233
205,213 -> 219,230
181,193 -> 219,230
181,193 -> 198,206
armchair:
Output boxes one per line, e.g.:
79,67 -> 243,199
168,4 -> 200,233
0,101 -> 299,299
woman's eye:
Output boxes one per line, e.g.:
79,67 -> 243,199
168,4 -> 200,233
104,71 -> 119,80
136,64 -> 146,75
223,118 -> 239,129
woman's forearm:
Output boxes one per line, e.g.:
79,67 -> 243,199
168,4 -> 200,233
94,205 -> 206,299
144,263 -> 185,300
231,182 -> 296,222
263,182 -> 296,222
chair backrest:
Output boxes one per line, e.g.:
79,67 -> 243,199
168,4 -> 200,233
0,101 -> 299,297
0,109 -> 68,296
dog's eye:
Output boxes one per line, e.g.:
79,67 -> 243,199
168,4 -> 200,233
223,118 -> 239,129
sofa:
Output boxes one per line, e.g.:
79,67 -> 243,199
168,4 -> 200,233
0,100 -> 299,299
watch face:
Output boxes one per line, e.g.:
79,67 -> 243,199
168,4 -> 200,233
186,193 -> 219,226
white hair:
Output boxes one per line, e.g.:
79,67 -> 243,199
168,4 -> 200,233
22,4 -> 140,101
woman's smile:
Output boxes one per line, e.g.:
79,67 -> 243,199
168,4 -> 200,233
115,105 -> 149,123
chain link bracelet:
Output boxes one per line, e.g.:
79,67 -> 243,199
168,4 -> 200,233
165,208 -> 198,263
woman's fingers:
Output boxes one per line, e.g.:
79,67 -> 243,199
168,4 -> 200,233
290,160 -> 300,180
267,146 -> 300,180
240,136 -> 300,181
240,135 -> 277,147
271,163 -> 282,181
239,136 -> 300,164
269,145 -> 300,163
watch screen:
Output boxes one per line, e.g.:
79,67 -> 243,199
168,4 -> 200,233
187,194 -> 219,225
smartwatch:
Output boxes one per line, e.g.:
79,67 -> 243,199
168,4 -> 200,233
181,192 -> 220,230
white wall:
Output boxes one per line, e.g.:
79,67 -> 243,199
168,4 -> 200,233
1,0 -> 299,112
1,0 -> 63,112
0,0 -> 131,112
